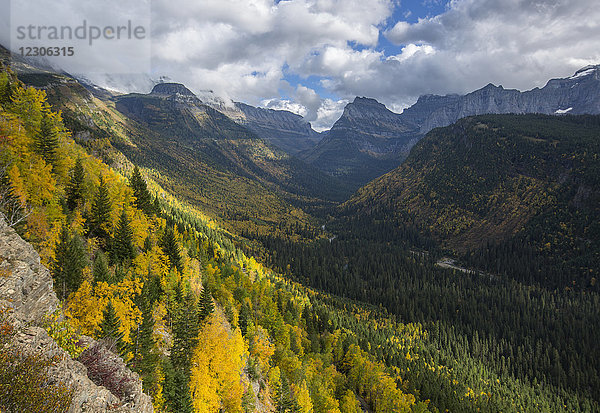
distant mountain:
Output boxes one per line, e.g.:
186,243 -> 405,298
197,90 -> 322,155
299,97 -> 419,187
302,66 -> 600,188
402,65 -> 600,133
344,113 -> 600,288
231,103 -> 322,155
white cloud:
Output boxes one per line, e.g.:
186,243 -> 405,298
2,0 -> 599,131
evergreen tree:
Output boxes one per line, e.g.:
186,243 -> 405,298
35,108 -> 59,168
92,250 -> 111,284
66,158 -> 85,210
0,74 -> 13,106
239,302 -> 250,336
88,177 -> 112,246
274,376 -> 300,413
129,166 -> 153,215
167,291 -> 198,413
97,301 -> 127,358
160,226 -> 183,272
152,195 -> 161,216
198,286 -> 214,323
132,292 -> 160,398
112,207 -> 135,264
51,224 -> 87,301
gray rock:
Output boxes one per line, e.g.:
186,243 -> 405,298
0,217 -> 153,413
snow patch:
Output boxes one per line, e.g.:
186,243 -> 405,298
569,68 -> 596,80
555,107 -> 573,114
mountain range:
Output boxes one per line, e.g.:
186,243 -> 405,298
298,65 -> 600,186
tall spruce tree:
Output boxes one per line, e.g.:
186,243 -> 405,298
88,177 -> 112,246
35,108 -> 59,168
92,250 -> 111,284
129,166 -> 153,215
131,291 -> 160,398
97,301 -> 127,358
66,158 -> 85,210
51,224 -> 87,301
198,286 -> 214,323
166,291 -> 198,413
0,73 -> 13,106
112,207 -> 135,264
275,376 -> 300,413
160,226 -> 183,273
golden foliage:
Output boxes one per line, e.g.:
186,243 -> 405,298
190,311 -> 248,413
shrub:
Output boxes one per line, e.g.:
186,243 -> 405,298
0,308 -> 75,413
78,343 -> 137,401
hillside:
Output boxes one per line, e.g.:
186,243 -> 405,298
16,72 -> 351,238
231,102 -> 322,155
345,114 -> 600,288
0,64 -> 434,413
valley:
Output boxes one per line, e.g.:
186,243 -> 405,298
1,47 -> 599,413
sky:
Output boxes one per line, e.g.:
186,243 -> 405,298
3,0 -> 600,131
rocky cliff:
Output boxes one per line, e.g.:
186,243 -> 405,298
401,65 -> 600,133
0,218 -> 153,413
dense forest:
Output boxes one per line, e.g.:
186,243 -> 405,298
1,61 -> 599,413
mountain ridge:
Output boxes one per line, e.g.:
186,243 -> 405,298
301,65 -> 600,187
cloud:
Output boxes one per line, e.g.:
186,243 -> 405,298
2,0 -> 599,131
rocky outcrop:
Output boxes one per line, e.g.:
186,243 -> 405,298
0,218 -> 153,413
150,82 -> 202,105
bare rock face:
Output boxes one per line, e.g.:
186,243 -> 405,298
0,218 -> 153,413
0,220 -> 60,324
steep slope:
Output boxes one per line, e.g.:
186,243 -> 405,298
300,97 -> 419,187
19,75 -> 351,236
303,66 -> 600,188
113,84 -> 352,219
345,114 -> 600,288
193,89 -> 322,155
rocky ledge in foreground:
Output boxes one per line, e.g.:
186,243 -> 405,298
0,218 -> 153,413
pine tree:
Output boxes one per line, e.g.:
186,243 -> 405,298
0,73 -> 13,106
275,376 -> 300,413
129,166 -> 153,215
112,207 -> 135,264
92,250 -> 112,284
132,292 -> 160,398
97,301 -> 127,357
88,177 -> 112,246
66,158 -> 85,210
152,195 -> 161,216
160,226 -> 183,272
51,225 -> 87,300
198,286 -> 214,323
167,291 -> 198,413
35,108 -> 59,168
239,302 -> 250,336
